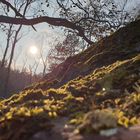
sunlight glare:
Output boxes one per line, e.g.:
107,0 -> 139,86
29,46 -> 38,55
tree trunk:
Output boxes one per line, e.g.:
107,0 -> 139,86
4,25 -> 22,97
1,25 -> 13,67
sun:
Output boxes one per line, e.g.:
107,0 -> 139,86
29,46 -> 38,55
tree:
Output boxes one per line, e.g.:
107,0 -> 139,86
47,33 -> 80,72
35,33 -> 48,77
0,0 -> 134,44
0,59 -> 40,98
0,0 -> 37,96
57,0 -> 133,40
0,24 -> 13,67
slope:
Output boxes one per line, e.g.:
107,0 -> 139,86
0,19 -> 140,140
26,19 -> 140,91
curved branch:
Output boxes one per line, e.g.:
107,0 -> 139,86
0,15 -> 93,44
0,0 -> 23,17
0,0 -> 36,31
75,17 -> 115,28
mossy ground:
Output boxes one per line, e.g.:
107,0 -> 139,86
0,54 -> 139,140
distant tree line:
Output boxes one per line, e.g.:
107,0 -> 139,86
0,60 -> 41,98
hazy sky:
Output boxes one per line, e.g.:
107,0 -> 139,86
0,0 -> 140,74
16,25 -> 65,73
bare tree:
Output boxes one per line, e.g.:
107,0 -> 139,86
28,60 -> 40,84
37,33 -> 48,76
40,51 -> 48,77
1,0 -> 37,96
21,53 -> 28,73
57,0 -> 133,40
0,0 -> 134,45
47,33 -> 80,72
0,24 -> 14,67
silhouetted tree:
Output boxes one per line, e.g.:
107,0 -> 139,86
0,0 -> 134,44
47,33 -> 80,72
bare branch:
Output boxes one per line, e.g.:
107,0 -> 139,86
0,15 -> 93,44
0,0 -> 23,17
0,0 -> 37,31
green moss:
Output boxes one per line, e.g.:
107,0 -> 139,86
78,109 -> 117,133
